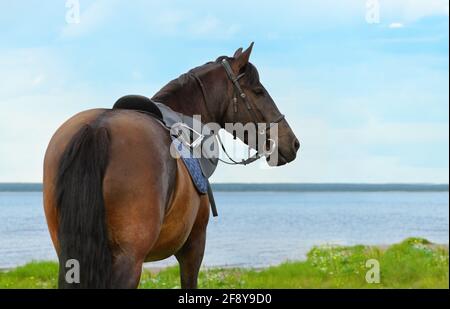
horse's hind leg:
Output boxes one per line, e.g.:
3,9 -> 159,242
111,253 -> 144,289
175,195 -> 210,289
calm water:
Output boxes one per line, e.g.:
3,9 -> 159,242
0,191 -> 448,269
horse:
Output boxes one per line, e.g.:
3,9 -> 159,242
43,43 -> 300,289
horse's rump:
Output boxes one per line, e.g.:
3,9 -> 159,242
44,109 -> 206,288
55,120 -> 112,288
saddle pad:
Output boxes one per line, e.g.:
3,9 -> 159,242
172,137 -> 208,194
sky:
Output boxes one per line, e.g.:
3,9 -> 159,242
0,0 -> 448,183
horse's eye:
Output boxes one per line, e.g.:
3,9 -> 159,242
253,87 -> 265,96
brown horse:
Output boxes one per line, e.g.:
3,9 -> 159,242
43,43 -> 299,289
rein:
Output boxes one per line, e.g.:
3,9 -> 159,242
190,59 -> 285,166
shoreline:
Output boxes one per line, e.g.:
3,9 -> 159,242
1,238 -> 448,289
1,242 -> 448,274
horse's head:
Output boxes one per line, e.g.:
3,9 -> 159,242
217,43 -> 300,166
155,43 -> 300,166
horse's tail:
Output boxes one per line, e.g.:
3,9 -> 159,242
55,123 -> 113,288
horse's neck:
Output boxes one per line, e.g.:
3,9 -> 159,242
152,75 -> 224,125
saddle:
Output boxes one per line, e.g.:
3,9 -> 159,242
113,95 -> 218,216
114,95 -> 164,121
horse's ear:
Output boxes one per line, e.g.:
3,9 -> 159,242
233,47 -> 243,58
232,42 -> 254,72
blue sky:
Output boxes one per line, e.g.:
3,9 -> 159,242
0,0 -> 448,183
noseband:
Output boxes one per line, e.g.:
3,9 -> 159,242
190,59 -> 285,165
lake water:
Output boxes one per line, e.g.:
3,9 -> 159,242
0,191 -> 448,269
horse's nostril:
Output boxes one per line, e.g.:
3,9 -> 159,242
293,139 -> 300,151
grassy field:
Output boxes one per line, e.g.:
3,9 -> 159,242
0,238 -> 448,289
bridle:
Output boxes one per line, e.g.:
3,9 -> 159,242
190,58 -> 285,166
221,58 -> 285,129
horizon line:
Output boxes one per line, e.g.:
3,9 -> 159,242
0,182 -> 448,193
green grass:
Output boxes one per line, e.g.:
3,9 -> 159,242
0,261 -> 58,288
1,238 -> 448,289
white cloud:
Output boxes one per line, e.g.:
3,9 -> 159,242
54,1 -> 449,42
0,48 -> 66,99
32,74 -> 46,86
382,0 -> 449,23
60,1 -> 240,39
150,9 -> 239,39
153,9 -> 189,35
389,22 -> 404,28
188,15 -> 239,38
189,16 -> 220,36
